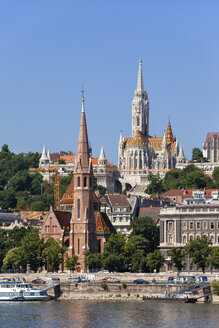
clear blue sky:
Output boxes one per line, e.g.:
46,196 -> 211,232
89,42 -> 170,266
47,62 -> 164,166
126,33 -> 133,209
1,0 -> 219,164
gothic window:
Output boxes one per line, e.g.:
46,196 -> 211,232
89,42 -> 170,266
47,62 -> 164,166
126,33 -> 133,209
77,177 -> 80,187
78,239 -> 80,255
45,225 -> 49,233
84,177 -> 87,187
77,199 -> 80,219
64,239 -> 69,247
53,225 -> 57,233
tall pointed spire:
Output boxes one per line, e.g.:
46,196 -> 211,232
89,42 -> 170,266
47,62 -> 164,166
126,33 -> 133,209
75,93 -> 90,171
137,58 -> 144,92
41,145 -> 47,160
47,149 -> 51,162
178,145 -> 185,159
99,146 -> 107,161
165,122 -> 174,143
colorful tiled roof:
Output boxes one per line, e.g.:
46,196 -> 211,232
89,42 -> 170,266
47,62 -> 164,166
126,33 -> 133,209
125,131 -> 148,148
60,178 -> 74,204
95,211 -> 115,234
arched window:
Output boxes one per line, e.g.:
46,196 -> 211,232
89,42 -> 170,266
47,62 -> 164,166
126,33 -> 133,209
78,238 -> 80,255
137,116 -> 140,126
77,199 -> 80,219
183,235 -> 187,244
77,177 -> 80,187
65,239 -> 69,247
84,177 -> 87,187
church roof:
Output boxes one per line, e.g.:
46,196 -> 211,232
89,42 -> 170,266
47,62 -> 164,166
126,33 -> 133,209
148,137 -> 176,152
165,122 -> 174,143
125,131 -> 148,148
53,210 -> 72,232
60,178 -> 74,204
95,211 -> 116,234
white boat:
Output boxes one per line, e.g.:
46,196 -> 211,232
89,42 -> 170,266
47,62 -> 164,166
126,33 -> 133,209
0,281 -> 50,301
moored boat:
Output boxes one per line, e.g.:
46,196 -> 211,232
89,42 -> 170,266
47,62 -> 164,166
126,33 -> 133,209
0,281 -> 50,301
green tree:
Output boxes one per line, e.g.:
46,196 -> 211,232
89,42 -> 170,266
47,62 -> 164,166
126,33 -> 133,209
20,228 -> 45,272
2,247 -> 24,270
102,234 -> 126,272
185,236 -> 211,273
65,254 -> 78,272
163,169 -> 182,191
9,170 -> 32,192
42,237 -> 64,272
145,174 -> 165,195
0,229 -> 8,267
0,189 -> 17,209
84,250 -> 102,271
130,216 -> 159,253
210,248 -> 219,270
170,248 -> 185,272
212,167 -> 219,188
125,235 -> 149,272
146,249 -> 165,272
192,147 -> 203,162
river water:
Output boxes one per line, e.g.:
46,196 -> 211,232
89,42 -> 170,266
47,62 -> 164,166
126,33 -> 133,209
0,300 -> 219,328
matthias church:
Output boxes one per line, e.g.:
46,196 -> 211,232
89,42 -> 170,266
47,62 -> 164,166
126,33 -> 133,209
118,59 -> 186,192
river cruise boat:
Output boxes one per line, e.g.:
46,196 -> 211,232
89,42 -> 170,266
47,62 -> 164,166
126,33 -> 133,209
0,281 -> 50,301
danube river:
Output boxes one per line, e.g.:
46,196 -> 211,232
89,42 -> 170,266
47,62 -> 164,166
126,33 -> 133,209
0,300 -> 219,328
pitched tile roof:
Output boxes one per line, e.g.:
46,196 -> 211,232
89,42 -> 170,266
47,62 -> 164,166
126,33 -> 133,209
60,178 -> 74,204
95,211 -> 116,234
54,211 -> 72,231
107,194 -> 131,207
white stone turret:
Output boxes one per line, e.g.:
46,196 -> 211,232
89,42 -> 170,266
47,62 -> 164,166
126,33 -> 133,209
177,145 -> 186,164
132,58 -> 149,137
98,146 -> 107,166
47,149 -> 52,163
39,145 -> 49,167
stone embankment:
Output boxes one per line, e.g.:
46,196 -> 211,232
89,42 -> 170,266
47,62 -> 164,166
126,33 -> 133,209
1,272 -> 219,302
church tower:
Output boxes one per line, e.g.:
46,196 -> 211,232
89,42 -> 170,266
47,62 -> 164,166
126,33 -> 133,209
132,58 -> 149,137
69,93 -> 97,271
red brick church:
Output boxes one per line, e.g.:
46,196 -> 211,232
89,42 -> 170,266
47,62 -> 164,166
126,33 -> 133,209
41,95 -> 115,271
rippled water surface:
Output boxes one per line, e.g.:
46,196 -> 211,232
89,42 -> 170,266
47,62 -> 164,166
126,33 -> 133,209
0,300 -> 219,328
